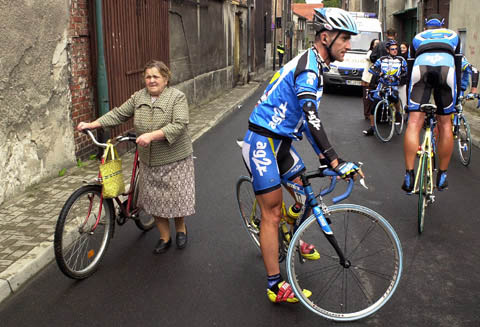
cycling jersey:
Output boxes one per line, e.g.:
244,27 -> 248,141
369,55 -> 407,86
248,47 -> 337,162
245,47 -> 338,194
408,28 -> 461,114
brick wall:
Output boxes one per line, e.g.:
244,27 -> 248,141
69,0 -> 96,159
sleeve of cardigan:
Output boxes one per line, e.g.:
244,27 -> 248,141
161,91 -> 189,144
95,94 -> 136,128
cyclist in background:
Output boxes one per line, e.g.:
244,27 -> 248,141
402,14 -> 461,192
241,8 -> 362,303
363,40 -> 407,136
460,56 -> 478,97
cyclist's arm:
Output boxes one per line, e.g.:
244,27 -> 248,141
295,70 -> 339,165
369,59 -> 382,76
399,58 -> 408,81
471,65 -> 479,93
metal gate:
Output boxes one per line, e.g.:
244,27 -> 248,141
101,0 -> 169,135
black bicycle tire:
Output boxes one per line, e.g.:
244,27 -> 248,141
236,176 -> 261,250
457,116 -> 472,166
394,99 -> 405,135
132,169 -> 156,231
286,204 -> 403,321
54,185 -> 114,279
417,154 -> 427,234
374,100 -> 394,142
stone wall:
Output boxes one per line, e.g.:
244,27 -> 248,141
0,0 -> 75,206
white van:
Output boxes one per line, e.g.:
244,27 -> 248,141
322,12 -> 382,88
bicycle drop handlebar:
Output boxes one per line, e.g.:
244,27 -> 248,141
303,168 -> 367,204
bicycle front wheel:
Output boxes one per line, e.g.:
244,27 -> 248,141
394,99 -> 405,135
236,176 -> 261,250
457,116 -> 472,166
286,205 -> 403,321
132,169 -> 155,231
374,100 -> 395,142
417,154 -> 429,234
54,185 -> 114,279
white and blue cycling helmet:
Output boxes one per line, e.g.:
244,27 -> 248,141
313,8 -> 358,35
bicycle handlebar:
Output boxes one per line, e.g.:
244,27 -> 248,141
304,168 -> 356,204
81,129 -> 136,148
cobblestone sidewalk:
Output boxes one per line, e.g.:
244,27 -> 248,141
0,70 -> 272,303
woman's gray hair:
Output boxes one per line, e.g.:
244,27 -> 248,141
143,60 -> 171,85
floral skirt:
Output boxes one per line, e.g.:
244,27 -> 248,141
137,155 -> 195,218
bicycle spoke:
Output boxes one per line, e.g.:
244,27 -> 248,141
352,264 -> 396,281
347,268 -> 375,305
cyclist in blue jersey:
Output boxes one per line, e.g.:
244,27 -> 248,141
402,14 -> 461,192
241,8 -> 363,304
363,40 -> 407,136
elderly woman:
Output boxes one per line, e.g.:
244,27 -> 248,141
77,60 -> 195,254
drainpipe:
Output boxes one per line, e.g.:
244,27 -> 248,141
273,0 -> 277,71
247,0 -> 251,74
95,0 -> 109,117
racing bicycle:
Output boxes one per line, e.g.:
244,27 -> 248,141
452,94 -> 480,166
372,82 -> 406,142
54,130 -> 155,279
236,157 -> 403,321
412,104 -> 438,234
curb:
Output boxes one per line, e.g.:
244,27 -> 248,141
0,77 -> 267,305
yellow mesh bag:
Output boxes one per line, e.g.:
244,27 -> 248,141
99,142 -> 125,198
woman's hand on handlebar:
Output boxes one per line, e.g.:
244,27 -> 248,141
77,121 -> 101,132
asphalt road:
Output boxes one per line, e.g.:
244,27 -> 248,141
1,83 -> 480,327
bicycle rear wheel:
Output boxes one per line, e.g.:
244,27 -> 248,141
236,176 -> 261,250
374,100 -> 394,142
286,205 -> 403,321
132,169 -> 155,231
417,154 -> 428,234
394,99 -> 405,135
457,116 -> 472,166
54,185 -> 114,279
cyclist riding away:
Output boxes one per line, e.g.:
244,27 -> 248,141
460,55 -> 478,98
241,8 -> 363,303
364,40 -> 407,136
402,14 -> 461,192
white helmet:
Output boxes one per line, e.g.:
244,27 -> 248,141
313,8 -> 358,35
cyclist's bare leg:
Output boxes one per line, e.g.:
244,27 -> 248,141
256,188 -> 283,276
436,115 -> 454,170
404,111 -> 425,170
155,216 -> 171,241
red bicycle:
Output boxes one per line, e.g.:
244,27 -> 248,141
54,130 -> 155,279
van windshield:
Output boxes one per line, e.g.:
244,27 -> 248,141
350,31 -> 381,52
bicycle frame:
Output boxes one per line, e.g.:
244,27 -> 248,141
412,115 -> 436,195
282,169 -> 354,267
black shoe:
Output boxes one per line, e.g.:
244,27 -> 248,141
153,238 -> 171,254
401,170 -> 415,193
176,227 -> 188,249
363,127 -> 375,136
